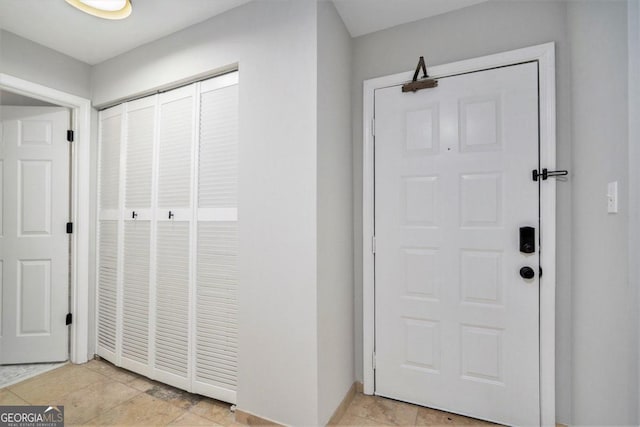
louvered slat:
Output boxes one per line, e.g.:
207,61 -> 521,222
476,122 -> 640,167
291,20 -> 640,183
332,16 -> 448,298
198,85 -> 238,208
155,222 -> 190,377
125,107 -> 154,209
99,115 -> 121,210
196,222 -> 238,389
158,97 -> 193,208
122,221 -> 151,364
98,221 -> 118,353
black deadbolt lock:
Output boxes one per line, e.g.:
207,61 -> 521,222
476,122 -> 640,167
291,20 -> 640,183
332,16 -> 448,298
519,226 -> 535,254
520,266 -> 535,279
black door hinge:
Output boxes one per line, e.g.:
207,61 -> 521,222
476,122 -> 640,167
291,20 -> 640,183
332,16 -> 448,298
66,222 -> 73,234
66,313 -> 72,325
532,168 -> 569,181
67,130 -> 74,142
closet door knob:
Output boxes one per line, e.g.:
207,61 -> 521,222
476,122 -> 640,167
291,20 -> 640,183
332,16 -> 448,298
132,211 -> 137,219
168,211 -> 174,219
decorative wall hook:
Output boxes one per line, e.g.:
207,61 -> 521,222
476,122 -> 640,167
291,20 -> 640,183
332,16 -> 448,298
402,56 -> 438,92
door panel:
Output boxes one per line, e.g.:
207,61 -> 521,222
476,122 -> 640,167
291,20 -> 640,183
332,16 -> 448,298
0,107 -> 70,364
20,160 -> 52,235
374,62 -> 539,425
18,260 -> 51,335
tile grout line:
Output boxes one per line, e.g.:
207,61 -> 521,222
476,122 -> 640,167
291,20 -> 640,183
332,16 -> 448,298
10,364 -> 144,425
164,406 -> 189,426
4,389 -> 31,405
83,361 -> 233,425
78,385 -> 145,425
80,387 -> 146,426
186,404 -> 232,426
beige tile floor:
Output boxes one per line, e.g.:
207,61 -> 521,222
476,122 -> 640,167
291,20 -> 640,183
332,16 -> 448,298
0,359 -> 493,426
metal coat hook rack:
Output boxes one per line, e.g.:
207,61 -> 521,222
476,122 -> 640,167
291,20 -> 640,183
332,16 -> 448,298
402,56 -> 438,92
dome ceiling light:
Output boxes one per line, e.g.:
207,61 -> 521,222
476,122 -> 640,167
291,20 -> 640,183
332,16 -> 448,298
65,0 -> 132,20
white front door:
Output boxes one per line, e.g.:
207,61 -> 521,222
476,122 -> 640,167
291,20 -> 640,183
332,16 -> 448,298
374,62 -> 540,425
0,106 -> 70,364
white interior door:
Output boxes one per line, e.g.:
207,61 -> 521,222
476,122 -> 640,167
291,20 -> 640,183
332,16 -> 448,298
0,106 -> 70,364
374,62 -> 540,425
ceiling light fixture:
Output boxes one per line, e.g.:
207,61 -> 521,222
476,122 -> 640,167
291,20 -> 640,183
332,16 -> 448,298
65,0 -> 132,20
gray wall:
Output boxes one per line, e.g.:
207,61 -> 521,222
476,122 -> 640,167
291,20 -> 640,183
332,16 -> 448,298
0,30 -> 91,99
567,1 -> 635,425
316,1 -> 354,425
351,1 -> 574,422
0,90 -> 57,106
629,1 -> 640,422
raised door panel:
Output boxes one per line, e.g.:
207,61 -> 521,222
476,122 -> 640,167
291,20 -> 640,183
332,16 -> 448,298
18,260 -> 51,335
19,160 -> 52,235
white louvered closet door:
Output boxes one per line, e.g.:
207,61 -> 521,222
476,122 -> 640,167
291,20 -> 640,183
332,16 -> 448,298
193,73 -> 239,403
121,97 -> 156,375
96,73 -> 238,405
97,105 -> 123,362
154,85 -> 195,389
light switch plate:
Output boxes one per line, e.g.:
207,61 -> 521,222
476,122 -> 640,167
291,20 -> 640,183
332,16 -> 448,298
607,181 -> 618,213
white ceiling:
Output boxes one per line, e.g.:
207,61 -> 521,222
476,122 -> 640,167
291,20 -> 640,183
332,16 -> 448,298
0,0 -> 252,65
0,0 -> 488,66
332,0 -> 488,37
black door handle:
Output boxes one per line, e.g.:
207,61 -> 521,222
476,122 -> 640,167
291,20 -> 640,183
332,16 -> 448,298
520,266 -> 535,279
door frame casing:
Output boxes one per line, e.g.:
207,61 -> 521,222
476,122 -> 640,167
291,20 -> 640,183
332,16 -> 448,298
0,73 -> 92,364
362,42 -> 556,425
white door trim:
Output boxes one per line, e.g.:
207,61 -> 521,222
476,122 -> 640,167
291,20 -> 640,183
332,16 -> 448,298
0,73 -> 92,364
362,42 -> 556,425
